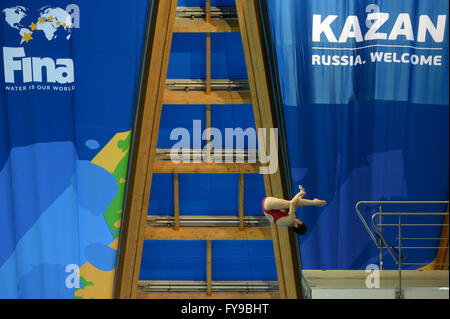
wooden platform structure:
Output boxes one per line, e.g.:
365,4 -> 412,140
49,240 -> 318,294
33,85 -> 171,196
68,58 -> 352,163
302,270 -> 449,299
113,0 -> 301,299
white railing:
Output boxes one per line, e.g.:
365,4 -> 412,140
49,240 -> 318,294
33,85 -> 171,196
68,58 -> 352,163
355,201 -> 449,299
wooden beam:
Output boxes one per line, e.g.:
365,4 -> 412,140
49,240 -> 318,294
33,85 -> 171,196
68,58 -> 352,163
173,174 -> 180,230
206,0 -> 211,24
205,106 -> 212,141
174,19 -> 240,33
142,293 -> 281,300
205,105 -> 212,163
163,91 -> 251,105
235,0 -> 286,299
239,174 -> 245,231
153,161 -> 261,174
113,0 -> 178,299
206,35 -> 211,94
144,227 -> 272,240
205,16 -> 212,161
268,224 -> 286,298
206,240 -> 212,296
236,0 -> 302,299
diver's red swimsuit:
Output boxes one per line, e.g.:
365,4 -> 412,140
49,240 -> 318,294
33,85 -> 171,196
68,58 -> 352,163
262,197 -> 289,224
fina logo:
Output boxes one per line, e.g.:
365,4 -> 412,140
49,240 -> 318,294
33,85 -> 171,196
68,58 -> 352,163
2,5 -> 80,86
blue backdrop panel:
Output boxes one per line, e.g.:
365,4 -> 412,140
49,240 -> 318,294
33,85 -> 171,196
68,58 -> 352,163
212,241 -> 277,281
0,0 -> 148,298
140,241 -> 207,281
269,0 -> 449,106
139,240 -> 278,281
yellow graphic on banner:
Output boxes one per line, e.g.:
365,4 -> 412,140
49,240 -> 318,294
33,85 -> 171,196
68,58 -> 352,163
21,32 -> 33,43
74,131 -> 131,299
91,131 -> 130,174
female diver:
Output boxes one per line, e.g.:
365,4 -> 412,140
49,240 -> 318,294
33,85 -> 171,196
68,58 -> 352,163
262,185 -> 326,235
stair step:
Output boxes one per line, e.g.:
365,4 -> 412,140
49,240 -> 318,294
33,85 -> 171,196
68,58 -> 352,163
138,280 -> 278,294
166,79 -> 249,92
155,149 -> 260,163
147,215 -> 269,228
153,161 -> 261,174
163,91 -> 251,105
136,292 -> 280,299
176,6 -> 237,20
174,19 -> 239,33
144,227 -> 272,240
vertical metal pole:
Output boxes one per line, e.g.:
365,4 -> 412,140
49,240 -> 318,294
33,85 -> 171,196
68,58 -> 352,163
205,0 -> 212,95
205,0 -> 212,163
206,240 -> 212,296
174,173 -> 180,230
379,204 -> 383,270
205,105 -> 212,163
396,215 -> 403,299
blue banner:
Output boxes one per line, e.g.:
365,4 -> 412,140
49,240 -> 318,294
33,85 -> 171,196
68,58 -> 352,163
269,0 -> 449,270
0,0 -> 148,298
271,0 -> 449,105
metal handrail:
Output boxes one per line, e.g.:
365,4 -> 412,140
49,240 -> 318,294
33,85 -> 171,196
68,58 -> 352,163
138,280 -> 279,293
176,6 -> 238,20
165,79 -> 250,92
355,201 -> 449,299
147,215 -> 270,228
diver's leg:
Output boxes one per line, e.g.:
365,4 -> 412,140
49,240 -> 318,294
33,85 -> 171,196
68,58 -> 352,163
268,198 -> 298,226
264,187 -> 307,212
296,198 -> 327,207
263,197 -> 291,211
274,206 -> 308,235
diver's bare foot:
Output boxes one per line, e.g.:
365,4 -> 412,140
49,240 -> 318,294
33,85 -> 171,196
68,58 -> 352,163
313,198 -> 327,206
298,185 -> 306,197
